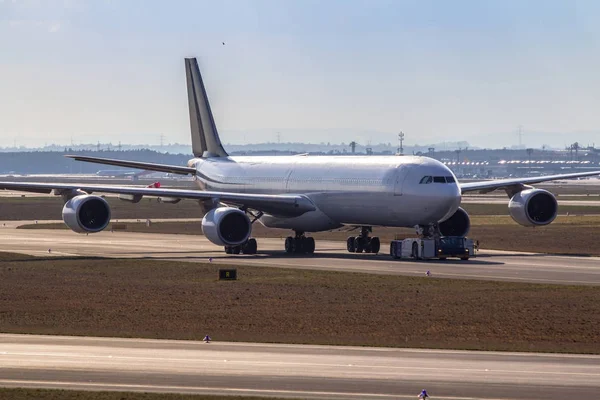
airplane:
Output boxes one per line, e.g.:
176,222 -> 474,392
1,57 -> 600,256
95,169 -> 154,181
96,169 -> 148,177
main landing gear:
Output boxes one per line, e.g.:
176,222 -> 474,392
284,231 -> 316,254
224,238 -> 258,255
347,226 -> 380,254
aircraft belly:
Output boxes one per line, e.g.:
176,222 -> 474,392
259,209 -> 342,232
308,192 -> 413,228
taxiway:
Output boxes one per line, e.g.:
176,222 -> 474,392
1,228 -> 599,285
1,334 -> 598,400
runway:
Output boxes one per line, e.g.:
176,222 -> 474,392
1,334 -> 598,400
1,227 -> 600,285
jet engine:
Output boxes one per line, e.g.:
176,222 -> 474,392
201,207 -> 251,246
509,189 -> 558,226
62,195 -> 111,233
439,207 -> 470,237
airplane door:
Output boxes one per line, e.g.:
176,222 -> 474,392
393,166 -> 411,196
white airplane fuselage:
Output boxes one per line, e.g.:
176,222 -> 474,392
191,155 -> 462,232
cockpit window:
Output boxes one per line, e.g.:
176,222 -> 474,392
421,176 -> 455,184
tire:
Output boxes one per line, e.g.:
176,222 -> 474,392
355,236 -> 364,253
411,242 -> 419,259
294,238 -> 304,254
346,236 -> 356,253
365,238 -> 373,253
224,246 -> 232,254
243,238 -> 257,255
370,237 -> 381,254
305,237 -> 315,254
461,257 -> 469,261
390,242 -> 397,258
231,246 -> 241,255
284,237 -> 294,254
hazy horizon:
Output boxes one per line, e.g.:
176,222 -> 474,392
2,0 -> 599,149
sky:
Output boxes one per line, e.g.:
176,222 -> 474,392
1,0 -> 600,149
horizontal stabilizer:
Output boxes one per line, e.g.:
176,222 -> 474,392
65,155 -> 196,175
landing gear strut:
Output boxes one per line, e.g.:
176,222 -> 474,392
284,231 -> 315,254
347,226 -> 380,254
224,237 -> 258,255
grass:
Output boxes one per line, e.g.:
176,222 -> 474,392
0,389 -> 285,400
1,252 -> 599,354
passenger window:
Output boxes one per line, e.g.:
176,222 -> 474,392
419,176 -> 433,184
445,176 -> 455,183
433,176 -> 445,183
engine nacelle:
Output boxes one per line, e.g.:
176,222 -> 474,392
509,189 -> 558,226
201,207 -> 251,246
62,195 -> 111,233
439,207 -> 470,237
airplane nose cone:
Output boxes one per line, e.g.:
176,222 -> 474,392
439,184 -> 461,221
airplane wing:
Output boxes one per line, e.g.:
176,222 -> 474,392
460,170 -> 600,195
0,182 -> 315,217
65,155 -> 196,175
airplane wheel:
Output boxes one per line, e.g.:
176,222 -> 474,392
346,236 -> 356,252
365,238 -> 373,253
224,246 -> 232,254
243,238 -> 257,254
294,237 -> 305,254
304,237 -> 315,254
355,236 -> 364,253
370,237 -> 381,254
231,245 -> 241,255
284,237 -> 294,254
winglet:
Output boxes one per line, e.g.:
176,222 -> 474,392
185,58 -> 228,158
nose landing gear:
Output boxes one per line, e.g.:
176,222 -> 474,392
347,226 -> 380,254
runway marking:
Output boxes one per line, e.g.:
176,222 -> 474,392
3,352 -> 599,377
0,379 -> 520,400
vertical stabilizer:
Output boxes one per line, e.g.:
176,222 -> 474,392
185,58 -> 228,158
